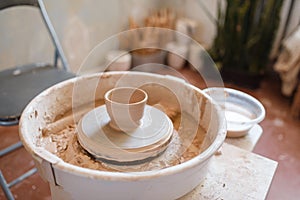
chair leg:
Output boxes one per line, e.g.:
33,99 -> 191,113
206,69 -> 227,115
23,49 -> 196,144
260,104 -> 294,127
0,170 -> 14,200
0,141 -> 23,157
0,168 -> 37,200
7,168 -> 37,188
0,142 -> 37,199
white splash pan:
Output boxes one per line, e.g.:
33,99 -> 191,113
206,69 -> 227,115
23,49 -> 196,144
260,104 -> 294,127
19,71 -> 226,200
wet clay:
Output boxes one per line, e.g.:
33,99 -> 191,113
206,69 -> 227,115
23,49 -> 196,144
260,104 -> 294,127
39,101 -> 207,172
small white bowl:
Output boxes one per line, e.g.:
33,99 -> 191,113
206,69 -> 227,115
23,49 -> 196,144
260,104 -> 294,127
203,87 -> 265,137
106,50 -> 131,71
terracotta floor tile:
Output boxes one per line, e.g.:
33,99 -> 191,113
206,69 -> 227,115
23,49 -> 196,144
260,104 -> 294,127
0,126 -> 51,199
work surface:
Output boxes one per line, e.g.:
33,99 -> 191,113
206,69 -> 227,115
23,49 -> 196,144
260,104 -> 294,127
180,125 -> 277,200
181,143 -> 277,200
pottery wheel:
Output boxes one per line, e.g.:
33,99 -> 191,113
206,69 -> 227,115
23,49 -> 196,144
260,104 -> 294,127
77,105 -> 174,164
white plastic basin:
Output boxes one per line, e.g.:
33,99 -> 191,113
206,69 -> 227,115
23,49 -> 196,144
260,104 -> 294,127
19,72 -> 226,200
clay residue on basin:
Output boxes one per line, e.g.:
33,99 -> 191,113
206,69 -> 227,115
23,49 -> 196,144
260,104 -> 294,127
39,100 -> 207,172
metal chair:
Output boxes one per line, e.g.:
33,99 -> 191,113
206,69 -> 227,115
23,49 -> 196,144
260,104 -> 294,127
0,0 -> 75,199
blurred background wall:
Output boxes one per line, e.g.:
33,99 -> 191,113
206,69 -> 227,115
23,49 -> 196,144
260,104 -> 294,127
0,0 -> 299,73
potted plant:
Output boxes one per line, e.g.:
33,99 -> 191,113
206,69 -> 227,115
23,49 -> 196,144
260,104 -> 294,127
210,0 -> 283,88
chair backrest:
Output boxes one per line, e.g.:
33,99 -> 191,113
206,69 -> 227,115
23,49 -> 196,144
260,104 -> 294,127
0,0 -> 70,71
0,0 -> 38,9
